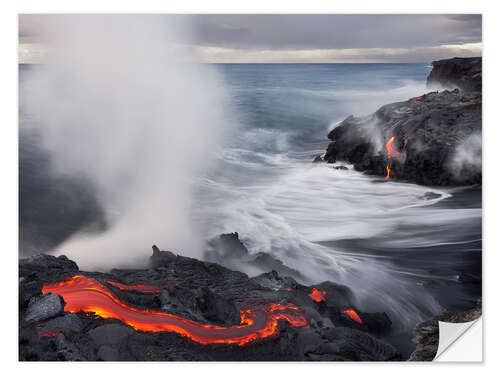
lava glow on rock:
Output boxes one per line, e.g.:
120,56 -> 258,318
385,136 -> 401,159
308,288 -> 327,302
385,136 -> 402,179
343,309 -> 363,324
105,280 -> 163,293
42,275 -> 308,346
409,96 -> 423,104
385,165 -> 391,179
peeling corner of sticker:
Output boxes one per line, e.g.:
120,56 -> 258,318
434,316 -> 483,362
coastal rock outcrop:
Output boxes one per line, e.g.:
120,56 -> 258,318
206,232 -> 303,279
426,57 -> 482,92
322,57 -> 482,186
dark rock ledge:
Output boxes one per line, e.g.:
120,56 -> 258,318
427,57 -> 482,92
319,57 -> 482,186
20,246 -> 400,361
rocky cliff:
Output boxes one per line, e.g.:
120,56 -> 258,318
319,57 -> 482,186
427,57 -> 482,92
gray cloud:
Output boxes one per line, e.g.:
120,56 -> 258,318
188,14 -> 481,50
19,14 -> 482,63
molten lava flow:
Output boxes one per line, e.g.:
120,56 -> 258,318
385,136 -> 401,179
42,275 -> 308,346
409,96 -> 423,104
343,309 -> 363,324
105,280 -> 162,293
308,288 -> 327,303
385,136 -> 401,159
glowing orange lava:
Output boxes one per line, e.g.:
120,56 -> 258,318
343,309 -> 363,324
42,275 -> 308,346
308,288 -> 327,303
105,280 -> 162,293
385,136 -> 401,179
409,96 -> 423,104
385,136 -> 401,159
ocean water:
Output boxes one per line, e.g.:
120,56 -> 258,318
193,64 -> 482,333
20,63 -> 481,355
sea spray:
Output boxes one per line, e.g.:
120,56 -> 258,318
21,15 -> 233,269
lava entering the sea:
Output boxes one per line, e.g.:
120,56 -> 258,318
385,136 -> 402,179
42,275 -> 308,346
308,288 -> 327,302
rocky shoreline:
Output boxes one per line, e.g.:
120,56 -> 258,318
20,246 -> 402,361
19,58 -> 482,361
19,239 -> 482,361
317,57 -> 482,186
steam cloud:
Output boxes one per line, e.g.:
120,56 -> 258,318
448,131 -> 482,179
22,15 -> 232,269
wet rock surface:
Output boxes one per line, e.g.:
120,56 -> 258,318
19,246 -> 402,361
409,306 -> 481,361
427,57 -> 481,92
322,58 -> 481,186
207,232 -> 303,279
24,292 -> 65,323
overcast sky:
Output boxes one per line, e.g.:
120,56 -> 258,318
19,14 -> 482,63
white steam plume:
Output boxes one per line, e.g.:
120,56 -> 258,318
448,131 -> 482,180
22,15 -> 232,270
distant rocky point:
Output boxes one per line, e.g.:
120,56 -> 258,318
427,57 -> 482,92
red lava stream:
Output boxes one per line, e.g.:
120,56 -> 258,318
42,275 -> 308,346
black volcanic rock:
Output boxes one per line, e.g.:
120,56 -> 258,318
194,287 -> 241,325
89,324 -> 134,347
427,57 -> 482,92
24,292 -> 65,323
207,232 -> 303,279
20,253 -> 78,274
159,284 -> 240,325
327,310 -> 392,335
19,248 -> 402,361
150,244 -> 177,267
208,232 -> 249,259
310,327 -> 401,361
19,277 -> 42,308
420,191 -> 442,200
251,270 -> 298,291
409,306 -> 481,361
36,313 -> 83,336
322,57 -> 482,186
324,89 -> 481,186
